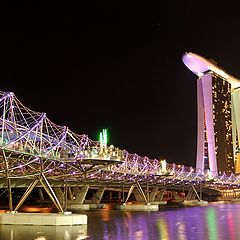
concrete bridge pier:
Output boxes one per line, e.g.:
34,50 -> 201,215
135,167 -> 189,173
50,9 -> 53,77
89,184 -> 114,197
133,188 -> 146,202
73,186 -> 89,204
114,182 -> 159,211
149,187 -> 159,202
123,182 -> 148,204
156,188 -> 166,201
151,187 -> 167,206
67,185 -> 108,211
67,185 -> 90,211
87,186 -> 108,209
72,187 -> 80,198
183,185 -> 208,206
185,186 -> 196,200
91,186 -> 106,204
67,187 -> 74,201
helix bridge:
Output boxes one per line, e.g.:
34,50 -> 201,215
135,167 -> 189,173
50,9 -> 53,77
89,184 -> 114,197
0,91 -> 239,212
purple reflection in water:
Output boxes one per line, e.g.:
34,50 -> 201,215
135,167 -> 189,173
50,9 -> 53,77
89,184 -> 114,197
2,204 -> 240,239
84,203 -> 240,240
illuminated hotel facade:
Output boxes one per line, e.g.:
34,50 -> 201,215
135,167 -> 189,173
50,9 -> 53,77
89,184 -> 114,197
182,52 -> 240,175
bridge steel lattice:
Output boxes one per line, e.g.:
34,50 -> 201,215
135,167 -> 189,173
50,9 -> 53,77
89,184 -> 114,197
0,91 -> 240,212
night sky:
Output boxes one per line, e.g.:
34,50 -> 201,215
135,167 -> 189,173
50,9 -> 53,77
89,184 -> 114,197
1,3 -> 240,167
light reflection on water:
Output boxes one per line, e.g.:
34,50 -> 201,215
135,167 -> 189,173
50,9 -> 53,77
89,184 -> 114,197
1,203 -> 240,239
0,225 -> 88,240
85,203 -> 240,240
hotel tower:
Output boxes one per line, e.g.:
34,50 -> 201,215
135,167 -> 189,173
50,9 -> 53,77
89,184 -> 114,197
182,52 -> 240,175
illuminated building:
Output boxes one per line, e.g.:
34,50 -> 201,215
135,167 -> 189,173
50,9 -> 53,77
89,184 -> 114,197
235,150 -> 240,174
182,52 -> 240,175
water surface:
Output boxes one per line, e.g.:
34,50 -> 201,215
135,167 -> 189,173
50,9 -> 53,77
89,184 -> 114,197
1,202 -> 240,240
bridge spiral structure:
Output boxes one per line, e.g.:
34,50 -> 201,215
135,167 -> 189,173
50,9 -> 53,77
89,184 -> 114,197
0,91 -> 240,212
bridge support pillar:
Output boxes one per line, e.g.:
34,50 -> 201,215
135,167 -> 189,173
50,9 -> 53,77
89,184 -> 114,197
115,182 -> 160,210
157,188 -> 166,201
73,185 -> 89,204
68,187 -> 74,201
186,185 -> 201,201
149,187 -> 159,202
172,191 -> 183,200
12,173 -> 64,213
118,191 -> 121,201
54,187 -> 64,205
181,185 -> 208,206
72,187 -> 80,196
186,187 -> 195,200
38,188 -> 45,201
2,150 -> 13,211
133,188 -> 145,202
124,184 -> 135,203
40,173 -> 64,213
125,182 -> 148,204
91,186 -> 106,204
14,178 -> 39,212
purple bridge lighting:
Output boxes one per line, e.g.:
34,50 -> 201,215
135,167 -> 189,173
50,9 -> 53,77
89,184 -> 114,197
0,77 -> 239,211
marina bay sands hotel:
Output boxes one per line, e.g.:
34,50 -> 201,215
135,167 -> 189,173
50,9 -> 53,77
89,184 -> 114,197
182,52 -> 240,176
